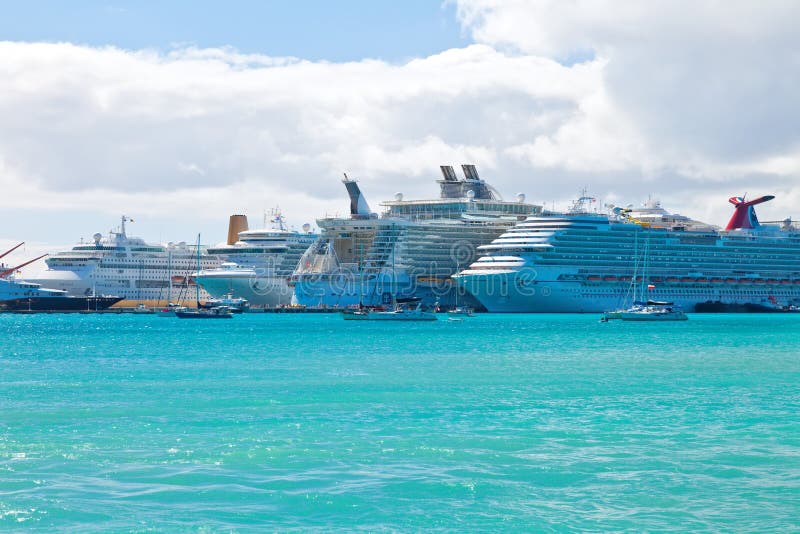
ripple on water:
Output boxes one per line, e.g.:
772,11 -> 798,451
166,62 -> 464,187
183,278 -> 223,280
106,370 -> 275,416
1,313 -> 799,530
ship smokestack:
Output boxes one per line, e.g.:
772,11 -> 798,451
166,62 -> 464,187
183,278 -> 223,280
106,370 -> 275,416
461,164 -> 480,181
440,165 -> 458,182
342,173 -> 374,219
227,214 -> 249,245
725,195 -> 775,230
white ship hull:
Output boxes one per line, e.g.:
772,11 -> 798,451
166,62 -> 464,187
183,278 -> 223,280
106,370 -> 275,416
457,270 -> 800,313
26,273 -> 215,305
26,266 -> 96,297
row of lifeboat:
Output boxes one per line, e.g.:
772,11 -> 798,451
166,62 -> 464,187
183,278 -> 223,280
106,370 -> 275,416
585,275 -> 796,285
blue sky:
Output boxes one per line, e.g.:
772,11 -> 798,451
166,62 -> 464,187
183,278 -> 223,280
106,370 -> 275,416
0,0 -> 468,61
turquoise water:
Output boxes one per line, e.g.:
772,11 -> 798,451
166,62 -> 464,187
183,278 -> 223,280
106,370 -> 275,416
1,313 -> 799,531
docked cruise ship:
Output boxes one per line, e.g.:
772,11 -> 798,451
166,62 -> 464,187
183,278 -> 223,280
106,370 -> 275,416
195,211 -> 317,307
1,242 -> 122,311
455,194 -> 800,312
291,165 -> 541,309
26,217 -> 222,307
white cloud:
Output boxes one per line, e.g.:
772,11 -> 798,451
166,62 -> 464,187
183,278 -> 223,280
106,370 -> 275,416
456,0 -> 800,174
0,40 -> 599,247
2,2 -> 799,250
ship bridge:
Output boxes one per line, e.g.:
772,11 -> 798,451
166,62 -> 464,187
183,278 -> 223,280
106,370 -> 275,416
380,164 -> 540,221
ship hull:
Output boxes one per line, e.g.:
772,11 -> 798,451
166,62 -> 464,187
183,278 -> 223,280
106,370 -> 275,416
25,272 -> 215,307
196,273 -> 291,307
457,271 -> 800,313
292,273 -> 483,310
0,296 -> 124,312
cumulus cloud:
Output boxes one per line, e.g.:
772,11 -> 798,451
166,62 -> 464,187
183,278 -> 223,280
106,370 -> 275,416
2,2 -> 799,249
0,40 -> 601,244
456,0 -> 800,175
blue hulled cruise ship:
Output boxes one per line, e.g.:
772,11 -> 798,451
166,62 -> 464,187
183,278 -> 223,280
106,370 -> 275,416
291,165 -> 540,309
455,194 -> 800,312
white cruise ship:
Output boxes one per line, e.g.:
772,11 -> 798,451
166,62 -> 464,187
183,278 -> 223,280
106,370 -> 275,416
455,194 -> 800,313
26,216 -> 222,307
291,165 -> 541,309
195,211 -> 317,307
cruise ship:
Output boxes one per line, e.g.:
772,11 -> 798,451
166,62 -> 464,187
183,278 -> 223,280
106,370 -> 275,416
26,217 -> 222,307
455,193 -> 800,313
195,211 -> 317,307
1,242 -> 122,311
291,165 -> 541,309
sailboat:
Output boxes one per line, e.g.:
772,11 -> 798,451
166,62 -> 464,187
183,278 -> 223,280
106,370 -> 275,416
156,248 -> 184,316
602,232 -> 687,322
175,234 -> 233,319
447,261 -> 473,319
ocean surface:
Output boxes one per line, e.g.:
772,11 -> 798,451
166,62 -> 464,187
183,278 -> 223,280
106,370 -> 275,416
1,313 -> 799,531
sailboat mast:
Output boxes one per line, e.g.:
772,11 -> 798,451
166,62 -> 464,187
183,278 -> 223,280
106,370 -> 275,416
167,248 -> 172,303
391,236 -> 396,304
195,233 -> 201,307
640,237 -> 649,299
358,242 -> 363,308
631,229 -> 638,303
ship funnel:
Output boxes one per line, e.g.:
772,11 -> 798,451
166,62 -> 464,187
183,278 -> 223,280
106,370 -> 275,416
725,195 -> 775,230
227,214 -> 249,245
342,174 -> 374,219
440,165 -> 458,182
461,164 -> 480,181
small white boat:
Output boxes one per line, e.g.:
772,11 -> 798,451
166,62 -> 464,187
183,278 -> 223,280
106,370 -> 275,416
132,303 -> 155,314
200,293 -> 249,313
342,298 -> 437,321
447,306 -> 474,317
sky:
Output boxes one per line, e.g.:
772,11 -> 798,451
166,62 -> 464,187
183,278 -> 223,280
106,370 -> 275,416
2,0 -> 800,270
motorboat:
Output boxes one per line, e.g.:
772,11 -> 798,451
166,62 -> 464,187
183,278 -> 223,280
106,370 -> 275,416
200,293 -> 249,313
447,306 -> 474,317
342,298 -> 437,321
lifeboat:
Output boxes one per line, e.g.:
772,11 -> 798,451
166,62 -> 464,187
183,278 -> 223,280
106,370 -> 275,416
725,278 -> 737,284
710,278 -> 723,284
680,277 -> 695,283
740,278 -> 753,284
651,277 -> 663,283
587,275 -> 601,281
619,276 -> 632,282
754,279 -> 766,285
780,280 -> 792,285
696,278 -> 709,283
666,277 -> 679,283
766,279 -> 779,285
603,275 -> 618,281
